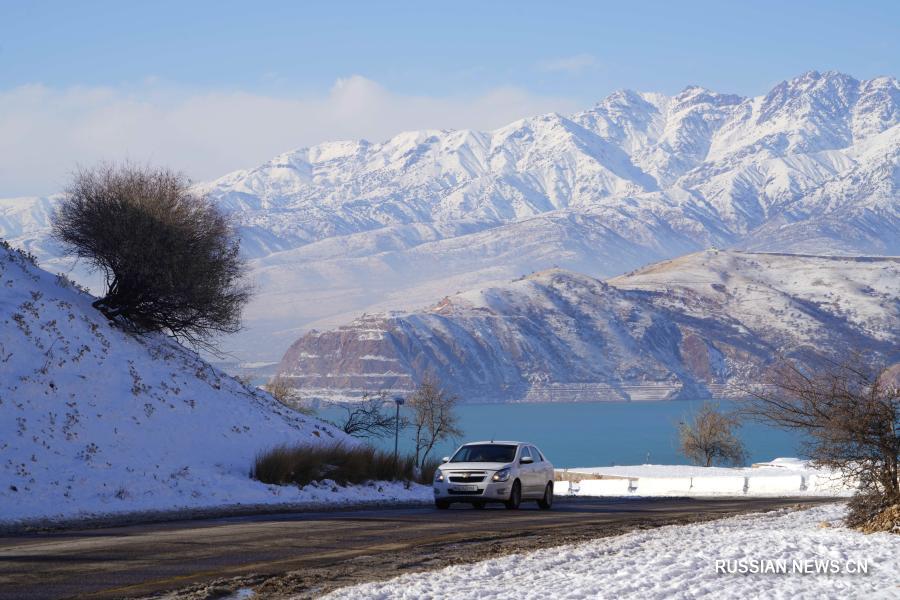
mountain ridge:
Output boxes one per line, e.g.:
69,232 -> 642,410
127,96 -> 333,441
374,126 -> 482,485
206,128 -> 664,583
1,70 -> 897,361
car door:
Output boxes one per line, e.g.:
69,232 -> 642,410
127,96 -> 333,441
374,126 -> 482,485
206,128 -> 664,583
530,445 -> 551,491
518,445 -> 537,496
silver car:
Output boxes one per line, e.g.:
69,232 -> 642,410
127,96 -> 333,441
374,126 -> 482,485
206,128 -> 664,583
433,441 -> 554,510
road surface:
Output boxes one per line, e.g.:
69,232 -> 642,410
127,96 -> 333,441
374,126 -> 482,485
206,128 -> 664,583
0,497 -> 838,599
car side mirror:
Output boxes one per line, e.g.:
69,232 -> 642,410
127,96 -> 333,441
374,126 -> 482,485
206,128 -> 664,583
520,456 -> 534,464
441,456 -> 450,463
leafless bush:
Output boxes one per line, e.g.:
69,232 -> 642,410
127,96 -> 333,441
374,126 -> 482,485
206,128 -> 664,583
51,164 -> 250,352
265,375 -> 293,403
745,357 -> 899,528
265,375 -> 316,415
333,391 -> 402,439
679,402 -> 747,467
408,375 -> 462,469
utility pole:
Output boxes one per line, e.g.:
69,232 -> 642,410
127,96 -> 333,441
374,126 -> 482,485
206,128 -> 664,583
393,396 -> 405,461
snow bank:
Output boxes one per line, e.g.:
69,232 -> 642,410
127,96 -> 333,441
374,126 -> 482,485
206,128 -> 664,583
635,476 -> 696,496
748,475 -> 805,495
322,504 -> 900,600
0,246 -> 427,523
691,475 -> 747,495
555,459 -> 855,498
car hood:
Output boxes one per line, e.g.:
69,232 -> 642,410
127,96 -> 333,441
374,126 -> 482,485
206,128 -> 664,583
439,462 -> 510,471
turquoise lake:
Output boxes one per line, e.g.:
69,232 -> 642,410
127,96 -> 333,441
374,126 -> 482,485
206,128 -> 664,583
314,399 -> 803,468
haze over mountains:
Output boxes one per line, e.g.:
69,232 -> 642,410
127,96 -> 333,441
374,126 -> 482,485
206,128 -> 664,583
1,70 -> 898,366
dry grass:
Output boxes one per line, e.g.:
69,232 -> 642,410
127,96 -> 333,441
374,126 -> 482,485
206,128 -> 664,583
253,442 -> 439,487
858,504 -> 900,534
848,491 -> 900,533
418,456 -> 441,485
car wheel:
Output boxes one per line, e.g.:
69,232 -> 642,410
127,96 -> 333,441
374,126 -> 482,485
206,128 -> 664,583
538,482 -> 553,510
435,499 -> 450,510
505,480 -> 521,510
473,501 -> 486,510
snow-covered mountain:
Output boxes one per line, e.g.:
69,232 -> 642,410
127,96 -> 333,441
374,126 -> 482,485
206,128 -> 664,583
275,251 -> 900,403
1,71 -> 898,361
0,243 -> 428,522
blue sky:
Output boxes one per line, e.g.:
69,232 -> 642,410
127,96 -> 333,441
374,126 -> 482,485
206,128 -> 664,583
1,0 -> 898,194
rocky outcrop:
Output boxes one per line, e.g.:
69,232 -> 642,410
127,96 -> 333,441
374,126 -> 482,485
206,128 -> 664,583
275,251 -> 900,402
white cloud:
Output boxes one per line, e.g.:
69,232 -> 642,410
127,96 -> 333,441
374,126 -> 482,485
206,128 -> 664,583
536,53 -> 598,74
0,77 -> 578,196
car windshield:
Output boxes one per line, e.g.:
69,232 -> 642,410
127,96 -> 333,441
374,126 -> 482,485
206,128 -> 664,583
450,444 -> 517,463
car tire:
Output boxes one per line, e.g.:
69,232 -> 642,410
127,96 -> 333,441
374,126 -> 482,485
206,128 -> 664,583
538,482 -> 553,510
435,499 -> 450,510
505,480 -> 521,510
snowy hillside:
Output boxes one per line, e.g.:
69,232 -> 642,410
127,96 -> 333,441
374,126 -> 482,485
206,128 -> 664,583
276,251 -> 899,403
1,71 -> 898,361
0,245 -> 425,522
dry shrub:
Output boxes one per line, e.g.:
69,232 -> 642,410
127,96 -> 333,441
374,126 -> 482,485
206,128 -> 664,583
856,504 -> 900,534
847,491 -> 900,533
745,357 -> 899,529
252,442 -> 433,487
52,163 -> 250,352
418,455 -> 442,485
264,376 -> 293,402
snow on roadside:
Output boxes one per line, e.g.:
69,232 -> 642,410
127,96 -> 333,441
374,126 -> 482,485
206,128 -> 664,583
556,458 -> 853,498
564,457 -> 817,478
321,504 -> 900,600
1,479 -> 432,525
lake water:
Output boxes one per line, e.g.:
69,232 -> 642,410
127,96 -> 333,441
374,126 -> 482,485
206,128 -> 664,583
314,399 -> 803,468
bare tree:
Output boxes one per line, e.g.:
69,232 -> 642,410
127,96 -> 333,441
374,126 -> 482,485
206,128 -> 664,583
745,357 -> 899,526
264,375 -> 316,415
51,164 -> 250,352
679,402 -> 747,467
265,375 -> 294,404
333,391 -> 400,439
408,376 -> 462,469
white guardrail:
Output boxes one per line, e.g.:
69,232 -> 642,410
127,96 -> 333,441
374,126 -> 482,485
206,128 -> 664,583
556,472 -> 855,497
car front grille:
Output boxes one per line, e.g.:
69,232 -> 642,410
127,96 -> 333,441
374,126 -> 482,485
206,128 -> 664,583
448,488 -> 484,495
448,474 -> 486,483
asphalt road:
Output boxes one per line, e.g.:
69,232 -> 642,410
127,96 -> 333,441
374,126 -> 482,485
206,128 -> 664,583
0,497 -> 839,600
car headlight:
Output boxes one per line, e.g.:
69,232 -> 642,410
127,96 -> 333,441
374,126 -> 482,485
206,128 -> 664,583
434,471 -> 444,482
492,468 -> 511,482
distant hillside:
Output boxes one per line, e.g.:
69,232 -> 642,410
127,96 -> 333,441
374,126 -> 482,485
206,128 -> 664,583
2,71 -> 897,362
276,251 -> 899,403
0,243 -> 419,522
